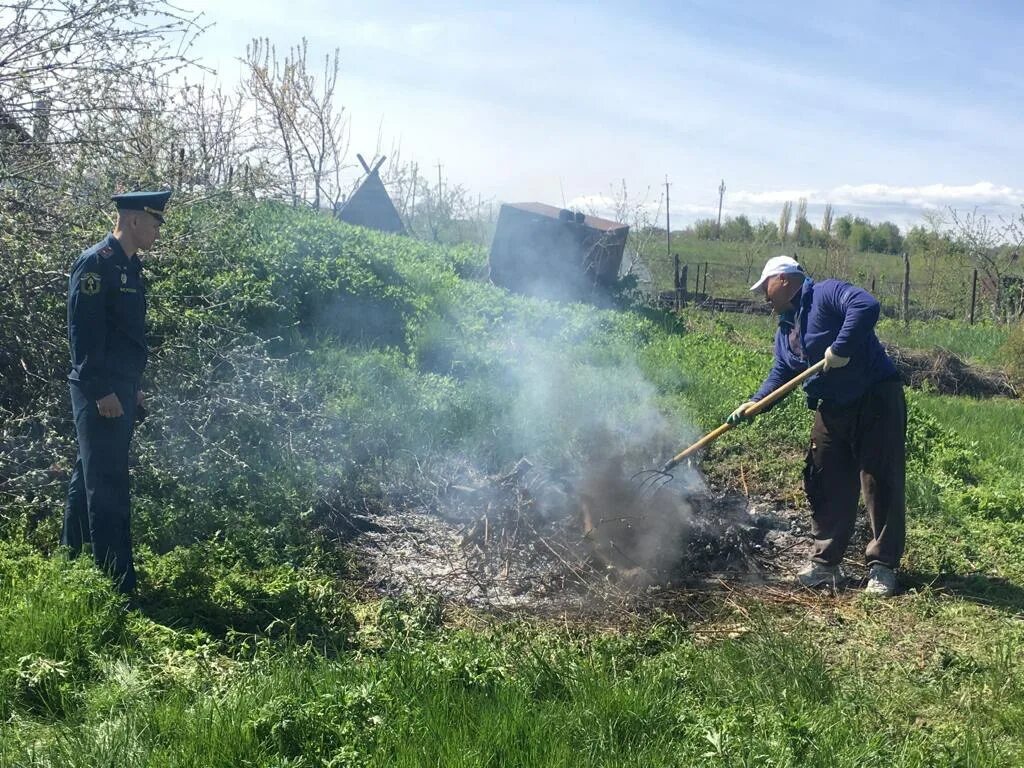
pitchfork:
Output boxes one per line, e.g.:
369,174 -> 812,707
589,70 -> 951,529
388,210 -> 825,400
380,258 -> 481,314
633,359 -> 828,496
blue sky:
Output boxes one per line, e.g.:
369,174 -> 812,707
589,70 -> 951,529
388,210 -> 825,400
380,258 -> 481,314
187,0 -> 1024,229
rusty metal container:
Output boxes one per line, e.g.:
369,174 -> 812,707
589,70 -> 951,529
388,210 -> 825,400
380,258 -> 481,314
488,202 -> 629,303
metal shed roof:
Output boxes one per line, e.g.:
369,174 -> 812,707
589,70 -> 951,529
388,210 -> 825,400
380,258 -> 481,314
503,202 -> 627,233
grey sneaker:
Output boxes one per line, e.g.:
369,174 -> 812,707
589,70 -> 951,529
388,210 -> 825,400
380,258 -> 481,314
864,564 -> 897,597
796,562 -> 843,589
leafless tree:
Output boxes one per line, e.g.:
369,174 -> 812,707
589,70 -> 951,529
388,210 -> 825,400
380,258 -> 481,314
740,217 -> 789,286
821,234 -> 851,282
416,174 -> 483,244
243,38 -> 349,209
794,197 -> 812,245
1,0 -> 206,207
605,178 -> 663,280
778,200 -> 792,243
171,81 -> 250,192
950,206 -> 1024,320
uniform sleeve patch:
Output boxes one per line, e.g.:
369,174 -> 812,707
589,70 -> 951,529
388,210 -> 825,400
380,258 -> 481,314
81,272 -> 102,295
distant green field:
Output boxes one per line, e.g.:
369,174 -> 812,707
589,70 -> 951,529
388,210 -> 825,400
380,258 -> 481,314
637,233 -> 975,318
672,310 -> 1014,391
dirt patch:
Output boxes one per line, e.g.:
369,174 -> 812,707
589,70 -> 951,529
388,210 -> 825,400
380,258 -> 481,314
339,458 -> 816,614
888,344 -> 1017,398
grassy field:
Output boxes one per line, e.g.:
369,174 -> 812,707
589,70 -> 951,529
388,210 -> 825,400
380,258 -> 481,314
637,232 -> 979,319
2,202 -> 1023,765
663,309 -> 1015,370
876,317 -> 1012,368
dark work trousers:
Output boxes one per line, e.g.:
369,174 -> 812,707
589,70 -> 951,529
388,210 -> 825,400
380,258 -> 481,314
803,379 -> 906,569
62,380 -> 139,593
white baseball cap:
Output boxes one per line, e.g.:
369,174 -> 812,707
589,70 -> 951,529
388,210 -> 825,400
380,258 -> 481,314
749,255 -> 804,292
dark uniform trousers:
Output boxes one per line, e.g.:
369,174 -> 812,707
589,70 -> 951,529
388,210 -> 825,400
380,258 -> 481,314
803,378 -> 906,569
62,379 -> 139,593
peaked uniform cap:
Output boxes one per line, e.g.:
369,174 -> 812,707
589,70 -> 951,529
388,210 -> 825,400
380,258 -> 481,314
750,255 -> 804,292
112,190 -> 172,223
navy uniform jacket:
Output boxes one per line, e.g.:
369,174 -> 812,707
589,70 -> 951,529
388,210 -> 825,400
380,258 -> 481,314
752,277 -> 898,407
67,234 -> 147,400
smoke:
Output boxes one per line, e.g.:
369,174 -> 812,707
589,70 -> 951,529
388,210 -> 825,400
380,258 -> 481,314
138,207 -> 708,589
477,327 -> 704,583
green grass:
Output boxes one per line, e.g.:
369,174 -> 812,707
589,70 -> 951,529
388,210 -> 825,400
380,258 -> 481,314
877,318 -> 1011,368
658,303 -> 1014,372
916,394 -> 1024,476
3,200 -> 1024,765
2,552 -> 1023,767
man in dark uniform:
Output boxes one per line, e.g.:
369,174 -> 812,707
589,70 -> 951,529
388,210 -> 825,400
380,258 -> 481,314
727,256 -> 905,597
62,190 -> 171,593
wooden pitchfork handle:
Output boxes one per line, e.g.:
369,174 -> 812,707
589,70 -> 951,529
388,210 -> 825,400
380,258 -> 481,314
661,358 -> 827,472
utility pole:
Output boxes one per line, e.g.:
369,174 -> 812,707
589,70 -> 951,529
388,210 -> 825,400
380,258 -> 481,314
902,251 -> 911,326
665,176 -> 671,262
436,162 -> 443,198
716,179 -> 726,239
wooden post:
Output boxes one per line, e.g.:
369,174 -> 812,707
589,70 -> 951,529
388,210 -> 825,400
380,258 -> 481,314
680,264 -> 689,307
969,268 -> 978,325
703,261 -> 709,295
673,254 -> 681,310
870,276 -> 876,294
901,252 -> 910,325
694,263 -> 701,297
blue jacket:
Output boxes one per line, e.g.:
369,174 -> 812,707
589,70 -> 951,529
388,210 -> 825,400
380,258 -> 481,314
67,234 -> 148,400
752,277 -> 897,407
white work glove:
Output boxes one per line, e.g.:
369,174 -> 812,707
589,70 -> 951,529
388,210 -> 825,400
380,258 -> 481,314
726,401 -> 758,426
823,347 -> 850,371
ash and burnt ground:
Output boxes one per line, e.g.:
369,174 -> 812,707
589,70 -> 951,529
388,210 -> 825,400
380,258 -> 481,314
337,458 -> 858,614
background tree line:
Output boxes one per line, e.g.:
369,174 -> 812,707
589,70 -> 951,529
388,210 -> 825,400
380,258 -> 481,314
689,198 -> 907,255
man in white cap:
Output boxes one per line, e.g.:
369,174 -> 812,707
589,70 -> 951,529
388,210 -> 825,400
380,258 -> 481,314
727,255 -> 905,597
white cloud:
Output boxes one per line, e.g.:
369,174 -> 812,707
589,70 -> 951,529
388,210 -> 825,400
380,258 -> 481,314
829,182 -> 1024,210
183,0 -> 1024,234
348,19 -> 447,54
698,181 -> 1024,229
561,181 -> 1024,233
568,194 -> 615,213
730,189 -> 820,206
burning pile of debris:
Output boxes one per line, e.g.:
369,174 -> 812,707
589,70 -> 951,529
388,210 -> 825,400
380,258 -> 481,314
340,456 -> 812,612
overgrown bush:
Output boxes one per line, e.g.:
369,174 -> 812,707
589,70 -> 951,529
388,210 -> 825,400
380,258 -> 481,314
1001,322 -> 1024,387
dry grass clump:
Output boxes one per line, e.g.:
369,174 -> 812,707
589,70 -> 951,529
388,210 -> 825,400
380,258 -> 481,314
887,344 -> 1017,398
